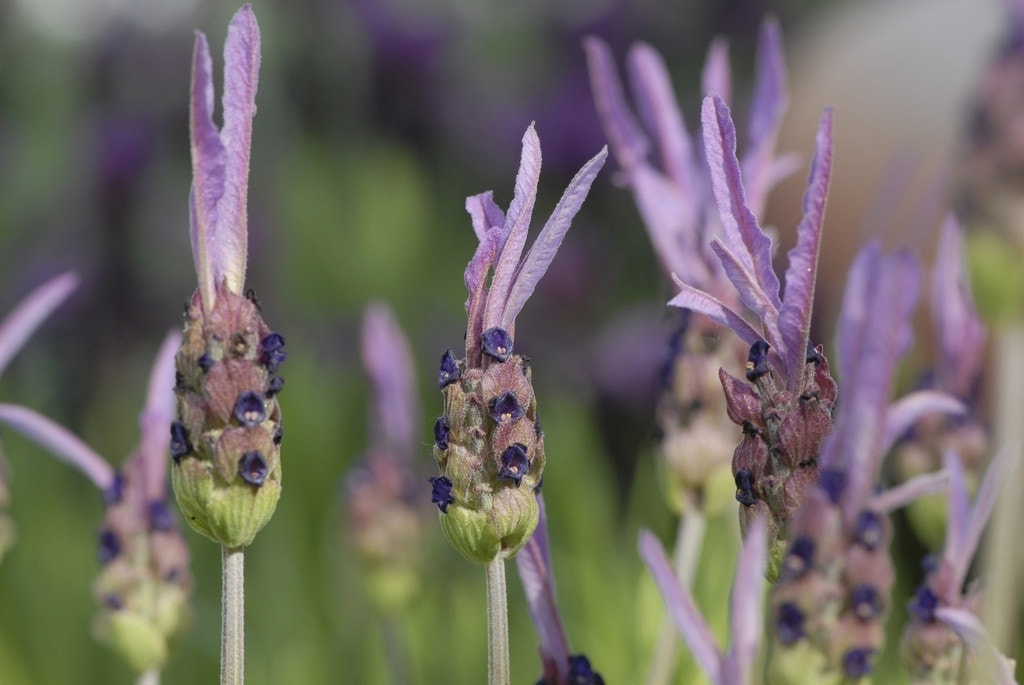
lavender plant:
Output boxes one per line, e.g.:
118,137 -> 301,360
170,6 -> 283,683
431,124 -> 605,683
0,331 -> 192,683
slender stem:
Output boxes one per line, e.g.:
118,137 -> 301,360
221,545 -> 245,685
645,505 -> 707,685
136,669 -> 160,685
983,324 -> 1024,652
485,557 -> 511,685
382,616 -> 409,685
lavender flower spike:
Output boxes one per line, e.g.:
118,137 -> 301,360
434,127 -> 605,565
0,332 -> 193,674
640,515 -> 768,685
902,445 -> 1020,684
190,3 -> 260,312
175,5 -> 284,548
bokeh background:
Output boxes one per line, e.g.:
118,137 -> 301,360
0,0 -> 1014,682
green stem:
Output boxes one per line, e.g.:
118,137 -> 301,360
221,545 -> 245,685
136,669 -> 160,685
485,557 -> 510,685
645,505 -> 707,685
983,324 -> 1024,652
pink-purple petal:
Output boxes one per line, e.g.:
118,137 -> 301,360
189,31 -> 226,311
741,18 -> 788,217
639,528 -> 723,684
870,470 -> 949,514
515,495 -> 570,683
934,607 -> 1019,685
723,515 -> 767,685
501,146 -> 607,329
484,125 -> 542,331
362,304 -> 418,457
955,441 -> 1018,591
626,42 -> 697,192
942,450 -> 970,579
137,331 -> 182,502
464,226 -> 501,362
881,390 -> 964,456
668,279 -> 762,348
778,108 -> 832,390
630,164 -> 704,283
0,403 -> 114,491
583,37 -> 650,171
214,3 -> 261,295
0,271 -> 77,377
932,215 -> 986,397
710,238 -> 782,351
701,37 -> 731,105
701,95 -> 781,311
466,191 -> 506,243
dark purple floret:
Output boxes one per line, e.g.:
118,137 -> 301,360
843,648 -> 875,678
784,537 -> 815,578
102,472 -> 124,506
273,423 -> 283,445
776,602 -> 806,645
805,341 -> 823,365
909,585 -> 939,623
170,421 -> 192,463
534,414 -> 543,437
266,375 -> 285,396
197,352 -> 214,373
103,593 -> 123,610
499,443 -> 530,486
489,392 -> 525,424
434,416 -> 450,450
98,529 -> 120,565
819,469 -> 846,503
734,468 -> 756,506
851,584 -> 882,621
429,475 -> 455,513
745,339 -> 771,382
148,500 -> 175,532
438,349 -> 461,388
238,450 -> 268,486
533,477 -> 543,494
567,654 -> 605,685
233,391 -> 266,427
854,510 -> 885,550
259,333 -> 287,372
481,326 -> 514,362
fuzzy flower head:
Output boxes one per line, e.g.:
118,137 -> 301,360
0,272 -> 78,564
345,304 -> 426,614
0,332 -> 193,675
586,19 -> 797,516
173,5 -> 286,549
901,447 -> 1019,684
768,244 -> 961,683
640,515 -> 769,685
433,125 -> 606,564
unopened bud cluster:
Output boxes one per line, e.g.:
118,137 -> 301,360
171,286 -> 285,548
431,327 -> 544,564
722,340 -> 838,574
657,311 -> 748,516
92,461 -> 193,674
769,482 -> 894,682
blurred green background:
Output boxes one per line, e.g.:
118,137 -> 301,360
0,0 -> 1013,682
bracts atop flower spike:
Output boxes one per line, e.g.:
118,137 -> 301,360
173,4 -> 286,549
668,93 -> 836,565
432,124 -> 606,565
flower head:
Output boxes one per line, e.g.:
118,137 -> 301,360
0,332 -> 193,674
345,304 -> 426,614
173,5 -> 285,549
433,126 -> 605,564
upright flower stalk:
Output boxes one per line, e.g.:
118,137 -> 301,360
0,331 -> 193,682
431,124 -> 605,684
587,22 -> 796,683
171,6 -> 283,684
768,244 -> 959,683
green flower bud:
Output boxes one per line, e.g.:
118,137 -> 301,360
172,287 -> 285,548
433,352 -> 544,564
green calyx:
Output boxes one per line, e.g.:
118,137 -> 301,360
434,355 -> 545,565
